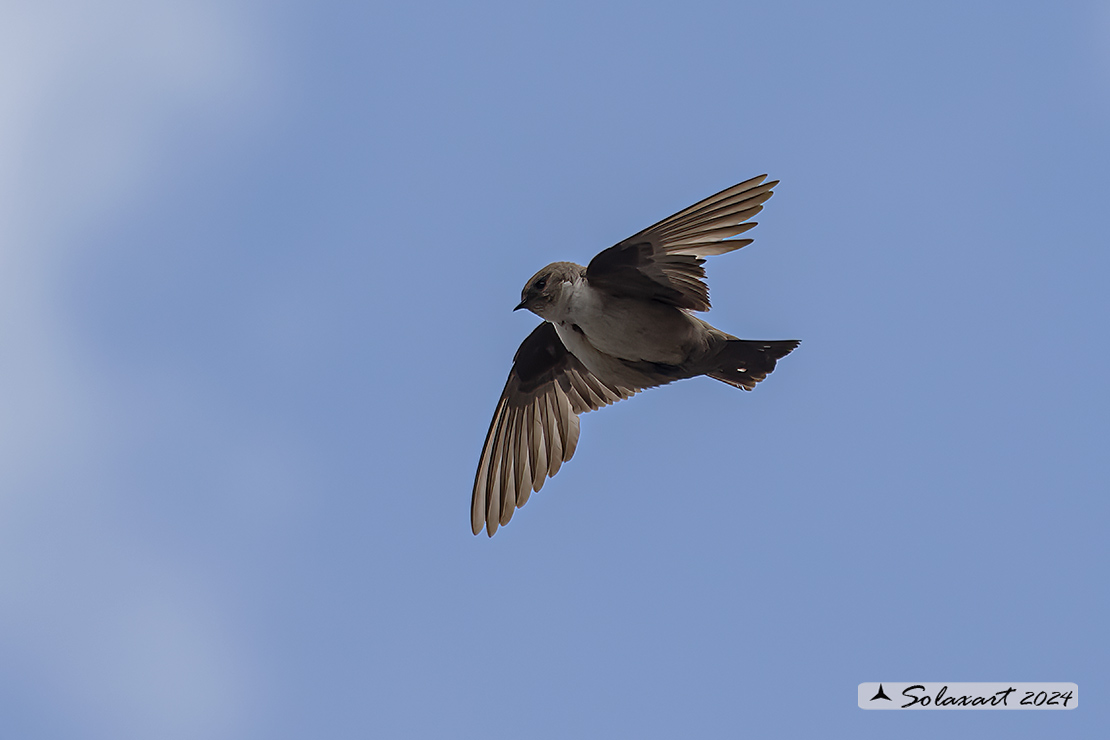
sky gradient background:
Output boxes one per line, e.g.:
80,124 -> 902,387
2,1 -> 1107,738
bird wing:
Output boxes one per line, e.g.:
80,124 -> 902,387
472,322 -> 637,537
585,174 -> 777,312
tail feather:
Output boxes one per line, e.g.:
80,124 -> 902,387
707,339 -> 799,390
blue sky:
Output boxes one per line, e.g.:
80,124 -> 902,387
2,1 -> 1107,738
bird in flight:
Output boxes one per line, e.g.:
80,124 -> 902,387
472,175 -> 798,536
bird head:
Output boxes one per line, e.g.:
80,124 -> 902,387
515,262 -> 580,319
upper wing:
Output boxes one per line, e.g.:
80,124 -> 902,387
585,174 -> 777,312
472,322 -> 636,537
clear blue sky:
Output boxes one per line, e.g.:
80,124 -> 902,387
2,1 -> 1107,738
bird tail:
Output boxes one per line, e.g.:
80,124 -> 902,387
707,339 -> 800,390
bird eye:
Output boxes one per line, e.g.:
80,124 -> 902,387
535,278 -> 547,290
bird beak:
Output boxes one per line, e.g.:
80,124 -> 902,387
513,300 -> 526,311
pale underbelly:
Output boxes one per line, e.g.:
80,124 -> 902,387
562,296 -> 699,364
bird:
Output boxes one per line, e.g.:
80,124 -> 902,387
472,174 -> 798,536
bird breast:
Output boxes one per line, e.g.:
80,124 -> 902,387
553,280 -> 704,366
